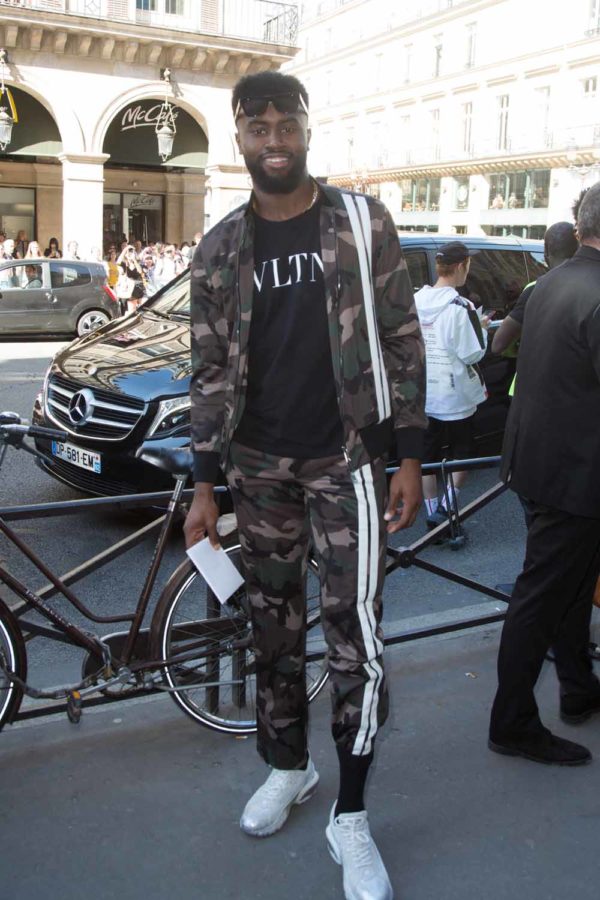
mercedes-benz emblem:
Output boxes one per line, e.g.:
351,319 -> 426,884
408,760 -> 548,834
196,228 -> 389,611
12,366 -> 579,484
68,388 -> 95,426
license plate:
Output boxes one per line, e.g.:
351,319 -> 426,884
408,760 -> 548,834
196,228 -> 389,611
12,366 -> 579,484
51,440 -> 101,474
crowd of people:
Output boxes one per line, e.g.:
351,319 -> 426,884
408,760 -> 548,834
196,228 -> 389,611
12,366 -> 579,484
0,229 -> 203,312
105,235 -> 201,313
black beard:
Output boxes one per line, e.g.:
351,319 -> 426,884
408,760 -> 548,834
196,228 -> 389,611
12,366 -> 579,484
245,151 -> 307,194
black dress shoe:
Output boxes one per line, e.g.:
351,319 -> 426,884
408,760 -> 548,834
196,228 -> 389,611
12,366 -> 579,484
560,693 -> 600,724
488,729 -> 591,766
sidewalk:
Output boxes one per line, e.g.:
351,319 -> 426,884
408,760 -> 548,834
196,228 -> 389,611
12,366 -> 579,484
2,624 -> 599,900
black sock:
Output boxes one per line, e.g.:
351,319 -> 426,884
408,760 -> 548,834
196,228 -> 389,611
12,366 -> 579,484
335,745 -> 374,816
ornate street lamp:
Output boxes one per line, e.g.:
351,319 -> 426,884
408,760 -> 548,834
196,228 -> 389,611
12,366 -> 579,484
0,49 -> 17,152
155,67 -> 177,162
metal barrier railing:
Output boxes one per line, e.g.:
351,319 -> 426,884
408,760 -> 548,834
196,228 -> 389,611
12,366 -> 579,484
1,456 -> 511,719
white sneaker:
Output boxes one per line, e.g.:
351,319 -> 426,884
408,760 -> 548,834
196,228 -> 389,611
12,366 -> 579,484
240,757 -> 319,837
326,804 -> 394,900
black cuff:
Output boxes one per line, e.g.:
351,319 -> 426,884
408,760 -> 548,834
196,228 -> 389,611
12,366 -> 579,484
394,427 -> 425,461
192,450 -> 221,484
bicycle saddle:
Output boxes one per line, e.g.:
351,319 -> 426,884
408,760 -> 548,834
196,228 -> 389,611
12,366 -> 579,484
136,446 -> 192,477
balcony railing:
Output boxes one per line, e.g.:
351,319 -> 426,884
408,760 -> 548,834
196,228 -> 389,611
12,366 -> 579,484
0,0 -> 299,46
382,123 -> 600,171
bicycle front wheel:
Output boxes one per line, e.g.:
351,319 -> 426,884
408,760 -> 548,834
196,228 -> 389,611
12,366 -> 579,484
152,547 -> 328,735
0,597 -> 27,730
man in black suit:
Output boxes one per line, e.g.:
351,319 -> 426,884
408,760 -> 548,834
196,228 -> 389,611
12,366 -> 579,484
489,183 -> 600,765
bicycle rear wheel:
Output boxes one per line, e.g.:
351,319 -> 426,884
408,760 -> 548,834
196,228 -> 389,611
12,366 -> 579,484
0,597 -> 27,729
151,546 -> 328,734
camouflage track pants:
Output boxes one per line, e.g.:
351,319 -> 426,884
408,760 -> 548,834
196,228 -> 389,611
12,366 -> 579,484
226,440 -> 390,770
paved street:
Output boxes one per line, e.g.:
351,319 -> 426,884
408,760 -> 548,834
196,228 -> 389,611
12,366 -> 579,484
3,625 -> 600,900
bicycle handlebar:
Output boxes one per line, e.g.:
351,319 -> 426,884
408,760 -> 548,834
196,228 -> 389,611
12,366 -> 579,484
0,422 -> 69,442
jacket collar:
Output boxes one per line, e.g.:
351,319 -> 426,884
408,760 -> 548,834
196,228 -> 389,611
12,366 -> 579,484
575,244 -> 600,262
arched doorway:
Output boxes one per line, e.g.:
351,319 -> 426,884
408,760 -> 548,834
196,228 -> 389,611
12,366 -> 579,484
102,98 -> 208,249
0,87 -> 63,245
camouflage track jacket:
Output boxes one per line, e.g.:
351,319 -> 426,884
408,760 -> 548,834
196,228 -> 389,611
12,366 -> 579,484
190,182 -> 427,483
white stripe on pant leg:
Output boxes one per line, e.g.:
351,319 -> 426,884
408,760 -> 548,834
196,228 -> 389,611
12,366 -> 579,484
351,464 -> 385,756
361,463 -> 385,747
362,463 -> 384,656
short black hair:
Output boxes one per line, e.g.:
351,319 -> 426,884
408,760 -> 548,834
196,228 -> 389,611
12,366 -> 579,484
572,187 -> 589,224
231,71 -> 309,116
544,221 -> 578,261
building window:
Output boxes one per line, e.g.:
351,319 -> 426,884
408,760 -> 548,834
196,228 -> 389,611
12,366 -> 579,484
396,112 -> 412,165
165,0 -> 184,12
136,0 -> 157,10
430,108 -> 441,161
404,43 -> 413,83
103,191 -> 164,249
487,169 -> 550,210
462,101 -> 473,154
483,225 -> 547,239
497,94 -> 510,151
434,34 -> 443,78
465,23 -> 477,68
346,128 -> 355,171
325,69 -> 332,105
375,54 -> 384,91
453,176 -> 470,210
582,76 -> 598,98
348,62 -> 356,99
588,0 -> 600,33
533,86 -> 551,146
400,178 -> 441,212
0,187 -> 35,244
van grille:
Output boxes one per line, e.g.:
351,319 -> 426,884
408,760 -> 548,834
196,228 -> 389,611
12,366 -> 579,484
46,374 -> 146,441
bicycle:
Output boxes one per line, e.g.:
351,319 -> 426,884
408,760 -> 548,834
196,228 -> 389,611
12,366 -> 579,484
0,413 -> 328,734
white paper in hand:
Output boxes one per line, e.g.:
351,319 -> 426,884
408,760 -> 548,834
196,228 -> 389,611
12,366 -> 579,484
186,538 -> 245,605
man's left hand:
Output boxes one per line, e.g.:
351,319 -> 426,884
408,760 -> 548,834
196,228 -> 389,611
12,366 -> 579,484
384,458 -> 423,533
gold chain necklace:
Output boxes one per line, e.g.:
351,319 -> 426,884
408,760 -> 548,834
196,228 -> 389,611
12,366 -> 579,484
253,179 -> 319,215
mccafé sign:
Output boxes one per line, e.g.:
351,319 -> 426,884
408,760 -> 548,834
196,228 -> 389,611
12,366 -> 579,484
104,98 -> 207,168
120,103 -> 180,133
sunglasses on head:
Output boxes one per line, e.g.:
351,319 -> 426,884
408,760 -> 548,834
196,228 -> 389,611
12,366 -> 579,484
234,91 -> 309,120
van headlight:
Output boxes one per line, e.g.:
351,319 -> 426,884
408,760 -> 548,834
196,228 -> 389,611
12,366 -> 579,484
147,397 -> 191,437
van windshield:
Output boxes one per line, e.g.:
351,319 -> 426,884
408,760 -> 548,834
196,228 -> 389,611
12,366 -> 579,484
146,271 -> 190,318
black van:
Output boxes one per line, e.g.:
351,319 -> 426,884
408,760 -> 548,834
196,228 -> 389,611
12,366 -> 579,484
32,234 -> 546,496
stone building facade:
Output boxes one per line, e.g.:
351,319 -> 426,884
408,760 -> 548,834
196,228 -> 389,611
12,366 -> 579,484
291,0 -> 600,237
0,0 -> 298,254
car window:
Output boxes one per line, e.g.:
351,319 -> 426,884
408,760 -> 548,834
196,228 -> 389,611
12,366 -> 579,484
147,270 -> 190,317
403,250 -> 430,292
524,250 -> 548,282
50,262 -> 91,289
0,261 -> 32,289
459,249 -> 528,316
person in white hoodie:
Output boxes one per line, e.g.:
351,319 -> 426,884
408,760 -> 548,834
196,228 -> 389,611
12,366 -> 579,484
414,241 -> 489,528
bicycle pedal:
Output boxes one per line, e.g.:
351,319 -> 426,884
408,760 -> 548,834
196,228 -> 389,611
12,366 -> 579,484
66,690 -> 83,725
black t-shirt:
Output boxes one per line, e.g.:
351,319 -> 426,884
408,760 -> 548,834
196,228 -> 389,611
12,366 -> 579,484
509,281 -> 537,326
234,202 -> 344,458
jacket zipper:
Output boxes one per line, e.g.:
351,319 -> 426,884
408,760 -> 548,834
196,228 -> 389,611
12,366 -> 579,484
224,223 -> 246,461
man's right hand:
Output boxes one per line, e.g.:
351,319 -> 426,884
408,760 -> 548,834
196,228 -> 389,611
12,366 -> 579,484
183,483 -> 220,549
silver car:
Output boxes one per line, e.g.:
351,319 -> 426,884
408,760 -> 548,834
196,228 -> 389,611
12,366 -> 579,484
0,258 -> 120,337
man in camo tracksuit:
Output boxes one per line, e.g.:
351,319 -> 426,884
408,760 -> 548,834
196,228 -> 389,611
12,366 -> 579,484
184,70 -> 426,900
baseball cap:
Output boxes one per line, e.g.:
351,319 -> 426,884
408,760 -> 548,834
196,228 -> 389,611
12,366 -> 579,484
435,241 -> 478,264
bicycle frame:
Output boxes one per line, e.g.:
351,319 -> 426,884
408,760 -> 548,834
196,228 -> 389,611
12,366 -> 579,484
0,473 -> 188,669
